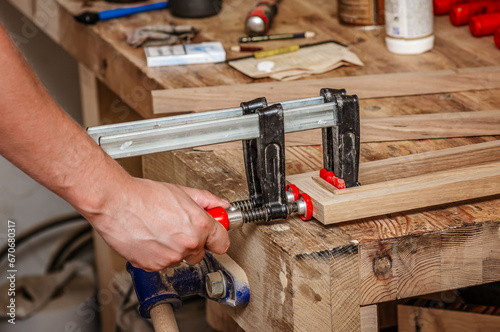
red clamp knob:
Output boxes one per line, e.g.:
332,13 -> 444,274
207,207 -> 230,231
319,168 -> 346,190
299,193 -> 313,221
286,184 -> 300,201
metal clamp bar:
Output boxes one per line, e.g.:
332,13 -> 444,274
87,96 -> 324,143
96,101 -> 338,159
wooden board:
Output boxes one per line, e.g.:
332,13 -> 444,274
196,110 -> 500,151
398,304 -> 500,332
152,67 -> 500,113
290,161 -> 500,224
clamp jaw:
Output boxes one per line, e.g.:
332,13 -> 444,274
227,89 -> 360,225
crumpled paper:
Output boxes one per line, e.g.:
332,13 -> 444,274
228,41 -> 364,81
126,25 -> 201,47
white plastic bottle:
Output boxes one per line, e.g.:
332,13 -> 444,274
384,0 -> 434,54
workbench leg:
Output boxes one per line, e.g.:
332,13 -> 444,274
331,245 -> 362,331
361,305 -> 379,332
78,63 -> 142,332
206,300 -> 243,332
78,64 -> 100,128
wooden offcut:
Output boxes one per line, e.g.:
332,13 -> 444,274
196,110 -> 500,151
288,140 -> 500,224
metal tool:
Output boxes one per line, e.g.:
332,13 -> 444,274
88,88 -> 360,226
74,1 -> 168,25
245,0 -> 280,36
127,252 -> 250,319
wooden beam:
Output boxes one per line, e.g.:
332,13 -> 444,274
290,161 -> 500,224
196,110 -> 500,151
152,67 -> 500,113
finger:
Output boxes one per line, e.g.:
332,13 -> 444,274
184,249 -> 206,265
205,220 -> 230,255
179,186 -> 230,210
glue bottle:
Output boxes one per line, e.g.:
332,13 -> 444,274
384,0 -> 435,54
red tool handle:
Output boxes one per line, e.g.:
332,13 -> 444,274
470,12 -> 500,36
246,0 -> 279,35
450,1 -> 500,26
207,207 -> 230,231
434,0 -> 470,15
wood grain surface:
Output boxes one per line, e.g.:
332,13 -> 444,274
16,0 -> 500,118
152,67 -> 500,113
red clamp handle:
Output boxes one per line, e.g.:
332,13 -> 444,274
207,207 -> 229,231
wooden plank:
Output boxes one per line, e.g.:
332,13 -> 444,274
359,139 -> 500,184
290,161 -> 500,224
196,110 -> 500,151
152,67 -> 500,113
398,304 -> 500,332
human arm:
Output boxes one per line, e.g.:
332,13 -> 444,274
0,24 -> 230,271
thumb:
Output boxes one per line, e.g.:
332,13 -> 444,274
205,217 -> 230,255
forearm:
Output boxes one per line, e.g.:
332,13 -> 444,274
0,25 -> 129,216
0,24 -> 230,271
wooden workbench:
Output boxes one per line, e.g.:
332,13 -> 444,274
6,0 -> 500,331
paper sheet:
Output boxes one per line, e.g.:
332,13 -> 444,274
228,42 -> 364,81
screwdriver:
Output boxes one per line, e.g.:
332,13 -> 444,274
74,1 -> 168,25
245,0 -> 281,36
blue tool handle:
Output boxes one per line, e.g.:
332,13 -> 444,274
98,1 -> 168,21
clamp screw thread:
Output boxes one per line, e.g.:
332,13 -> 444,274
231,199 -> 255,211
242,207 -> 269,223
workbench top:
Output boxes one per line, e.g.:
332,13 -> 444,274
10,0 -> 499,117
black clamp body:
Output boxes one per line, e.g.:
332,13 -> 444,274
240,98 -> 288,221
236,88 -> 361,223
320,88 -> 361,188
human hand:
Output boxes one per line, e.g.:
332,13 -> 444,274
84,178 -> 231,272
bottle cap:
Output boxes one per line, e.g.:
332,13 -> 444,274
470,12 -> 500,37
385,35 -> 435,55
